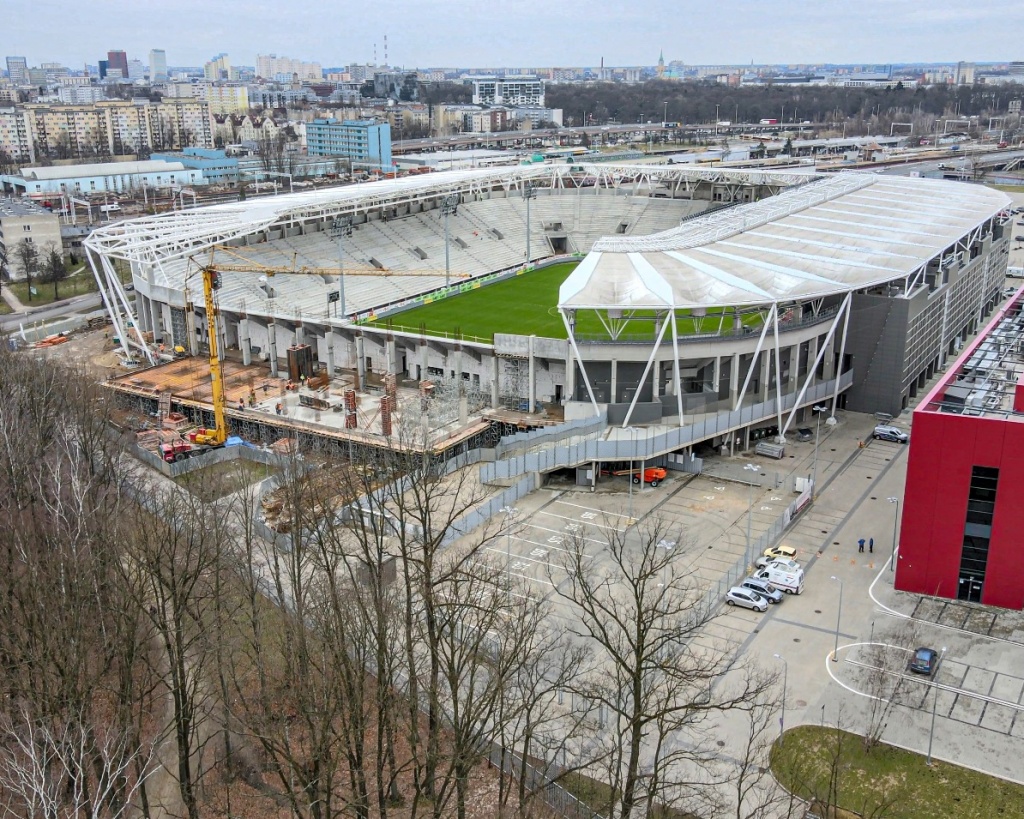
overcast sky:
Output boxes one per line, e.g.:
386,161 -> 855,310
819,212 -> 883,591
3,0 -> 1019,69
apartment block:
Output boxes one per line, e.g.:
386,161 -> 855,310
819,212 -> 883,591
305,119 -> 392,170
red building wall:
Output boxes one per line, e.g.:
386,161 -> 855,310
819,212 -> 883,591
898,294 -> 1024,610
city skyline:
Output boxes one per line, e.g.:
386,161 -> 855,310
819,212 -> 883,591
2,0 -> 1020,70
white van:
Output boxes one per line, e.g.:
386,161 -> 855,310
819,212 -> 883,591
756,565 -> 804,595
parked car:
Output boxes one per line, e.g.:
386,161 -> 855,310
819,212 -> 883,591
763,545 -> 797,561
725,586 -> 769,612
908,647 -> 939,675
755,555 -> 802,574
873,424 -> 909,443
755,565 -> 804,595
740,576 -> 784,604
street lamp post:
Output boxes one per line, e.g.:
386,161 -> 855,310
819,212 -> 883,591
773,653 -> 788,744
328,216 -> 353,318
811,404 -> 828,494
625,426 -> 641,523
440,193 -> 459,288
522,183 -> 536,270
500,505 -> 518,583
830,576 -> 844,662
744,463 -> 758,565
887,497 -> 900,572
926,647 -> 947,766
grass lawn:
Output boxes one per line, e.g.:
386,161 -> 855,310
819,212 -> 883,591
372,261 -> 763,341
771,725 -> 1024,819
9,270 -> 98,307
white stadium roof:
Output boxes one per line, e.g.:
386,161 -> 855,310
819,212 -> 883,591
558,173 -> 1011,310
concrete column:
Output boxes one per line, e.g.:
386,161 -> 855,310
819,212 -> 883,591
454,345 -> 463,393
240,318 -> 252,366
355,334 -> 366,389
729,352 -> 740,406
565,342 -> 576,403
386,336 -> 397,374
294,323 -> 305,347
491,355 -> 500,407
808,334 -> 820,381
713,355 -> 722,394
786,343 -> 799,391
528,335 -> 536,412
734,307 -> 742,332
761,351 -> 771,401
610,358 -> 618,405
267,321 -> 279,377
420,341 -> 429,382
325,329 -> 335,375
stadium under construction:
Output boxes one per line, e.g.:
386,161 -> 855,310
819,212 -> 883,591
85,163 -> 1013,474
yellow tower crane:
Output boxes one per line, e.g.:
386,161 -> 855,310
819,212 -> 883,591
188,249 -> 469,446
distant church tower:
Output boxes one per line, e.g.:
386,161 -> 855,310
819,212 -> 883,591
657,50 -> 665,79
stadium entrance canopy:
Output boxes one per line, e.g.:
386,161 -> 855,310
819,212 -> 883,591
557,173 -> 1011,426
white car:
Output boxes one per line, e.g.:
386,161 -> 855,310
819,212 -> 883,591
755,555 -> 802,573
725,586 -> 769,612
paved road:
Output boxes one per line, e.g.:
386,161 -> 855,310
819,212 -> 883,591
0,291 -> 105,333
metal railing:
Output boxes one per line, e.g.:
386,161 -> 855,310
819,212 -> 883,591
480,372 -> 853,483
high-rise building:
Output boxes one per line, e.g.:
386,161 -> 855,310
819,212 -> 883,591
471,75 -> 544,106
204,54 -> 233,81
107,50 -> 129,77
149,49 -> 168,83
256,54 -> 322,81
5,57 -> 28,85
98,60 -> 110,79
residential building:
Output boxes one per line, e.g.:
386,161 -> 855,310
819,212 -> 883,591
204,84 -> 250,115
433,104 -> 482,135
0,197 -> 62,279
470,109 -> 507,133
20,99 -> 213,159
6,57 -> 28,86
304,118 -> 392,170
898,289 -> 1024,609
256,54 -> 322,81
57,85 -> 107,105
205,54 -> 233,82
0,106 -> 34,163
149,49 -> 168,83
507,106 -> 563,127
472,75 -> 544,107
238,114 -> 281,144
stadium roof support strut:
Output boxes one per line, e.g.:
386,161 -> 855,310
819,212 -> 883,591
779,292 -> 851,439
560,309 -> 600,416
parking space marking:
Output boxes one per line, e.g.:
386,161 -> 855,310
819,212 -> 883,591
509,534 -> 597,558
551,499 -> 635,521
521,521 -> 608,545
534,510 -> 625,534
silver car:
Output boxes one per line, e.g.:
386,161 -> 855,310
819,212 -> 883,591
740,576 -> 784,604
873,424 -> 909,443
725,586 -> 768,612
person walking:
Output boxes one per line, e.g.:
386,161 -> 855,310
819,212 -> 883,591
869,537 -> 874,553
858,538 -> 865,553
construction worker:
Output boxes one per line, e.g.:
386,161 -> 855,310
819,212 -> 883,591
275,402 -> 283,415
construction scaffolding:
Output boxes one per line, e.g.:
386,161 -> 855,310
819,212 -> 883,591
499,356 -> 529,411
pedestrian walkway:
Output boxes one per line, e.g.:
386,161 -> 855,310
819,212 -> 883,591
1,285 -> 26,312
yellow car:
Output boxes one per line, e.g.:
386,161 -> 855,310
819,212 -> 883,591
763,545 -> 797,561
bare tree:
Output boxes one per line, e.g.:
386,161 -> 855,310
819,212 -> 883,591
13,239 -> 38,300
552,516 -> 778,819
42,242 -> 68,301
0,707 -> 157,819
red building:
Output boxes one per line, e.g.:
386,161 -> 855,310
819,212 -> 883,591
897,290 -> 1024,609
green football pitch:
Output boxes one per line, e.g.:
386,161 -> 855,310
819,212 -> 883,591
370,261 -> 764,342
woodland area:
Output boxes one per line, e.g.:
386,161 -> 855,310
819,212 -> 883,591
0,348 -> 798,819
